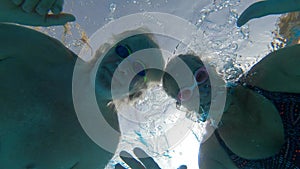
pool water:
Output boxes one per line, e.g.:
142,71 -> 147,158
34,0 -> 299,168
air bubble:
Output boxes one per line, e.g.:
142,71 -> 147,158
109,3 -> 117,13
146,0 -> 151,5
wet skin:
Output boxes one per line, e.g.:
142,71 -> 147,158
161,44 -> 300,168
0,24 -> 160,169
0,0 -> 75,26
0,23 -> 116,169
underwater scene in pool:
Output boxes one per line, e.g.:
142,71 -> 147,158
1,0 -> 300,168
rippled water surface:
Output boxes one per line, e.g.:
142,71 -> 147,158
37,0 -> 289,168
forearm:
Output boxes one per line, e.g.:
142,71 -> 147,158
265,0 -> 300,15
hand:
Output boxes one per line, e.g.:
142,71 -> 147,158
237,0 -> 300,27
0,0 -> 75,26
115,148 -> 187,169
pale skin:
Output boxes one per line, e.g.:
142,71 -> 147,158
0,0 -> 75,26
118,0 -> 300,168
0,1 -> 166,169
0,2 -> 100,168
0,22 -> 163,169
200,44 -> 300,169
0,1 -> 166,167
120,41 -> 300,169
237,0 -> 300,27
0,23 -> 117,169
2,0 -> 299,168
199,1 -> 300,167
202,1 -> 300,167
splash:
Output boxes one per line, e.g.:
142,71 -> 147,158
31,0 -> 286,168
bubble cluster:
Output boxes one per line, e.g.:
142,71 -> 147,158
190,0 -> 252,82
45,0 -> 286,168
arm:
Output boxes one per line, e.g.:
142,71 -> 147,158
0,23 -> 115,169
198,134 -> 236,169
244,44 -> 300,93
237,0 -> 300,27
276,44 -> 300,77
0,0 -> 75,26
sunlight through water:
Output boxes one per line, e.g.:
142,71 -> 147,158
35,0 -> 290,168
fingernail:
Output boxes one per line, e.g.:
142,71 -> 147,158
120,151 -> 131,158
133,147 -> 146,157
68,15 -> 76,22
63,14 -> 76,22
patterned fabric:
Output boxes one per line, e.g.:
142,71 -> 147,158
215,84 -> 300,169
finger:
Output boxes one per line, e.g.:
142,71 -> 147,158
178,165 -> 187,169
133,148 -> 161,169
237,0 -> 300,27
114,164 -> 126,169
12,0 -> 24,6
237,1 -> 269,27
36,0 -> 56,15
120,151 -> 146,169
51,0 -> 64,15
17,13 -> 75,26
22,0 -> 40,13
42,13 -> 75,26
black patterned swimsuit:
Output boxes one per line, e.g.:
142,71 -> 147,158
215,84 -> 300,169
